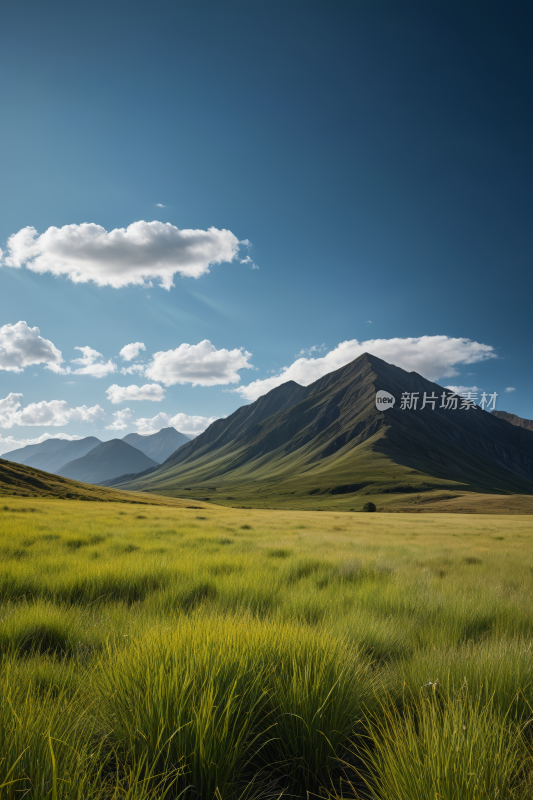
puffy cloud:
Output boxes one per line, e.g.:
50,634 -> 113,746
134,411 -> 218,437
106,383 -> 165,404
121,363 -> 146,375
504,387 -> 516,393
0,393 -> 105,429
235,336 -> 497,402
145,340 -> 254,387
72,346 -> 116,378
445,386 -> 481,395
0,432 -> 82,457
105,408 -> 134,431
119,342 -> 146,361
0,321 -> 64,373
4,221 -> 241,290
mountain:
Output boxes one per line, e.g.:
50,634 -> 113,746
102,353 -> 533,509
492,410 -> 533,432
21,438 -> 101,473
2,437 -> 102,473
122,427 -> 190,463
57,439 -> 159,484
2,437 -> 76,465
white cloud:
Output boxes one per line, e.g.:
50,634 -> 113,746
296,344 -> 326,357
145,339 -> 254,387
4,220 -> 242,290
106,383 -> 165,404
0,432 -> 83,457
0,393 -> 105,429
0,321 -> 65,373
119,342 -> 146,361
121,363 -> 146,375
240,255 -> 259,270
155,203 -> 166,208
134,411 -> 219,437
72,346 -> 116,378
445,385 -> 481,395
105,408 -> 134,431
235,336 -> 497,402
504,387 -> 516,393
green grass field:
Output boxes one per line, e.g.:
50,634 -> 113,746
2,497 -> 533,798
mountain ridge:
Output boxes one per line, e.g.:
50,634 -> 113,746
491,410 -> 533,432
122,427 -> 190,463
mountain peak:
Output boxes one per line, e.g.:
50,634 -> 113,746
106,352 -> 533,503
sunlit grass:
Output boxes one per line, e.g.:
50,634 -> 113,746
1,498 -> 533,797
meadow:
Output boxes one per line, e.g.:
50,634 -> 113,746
1,497 -> 533,798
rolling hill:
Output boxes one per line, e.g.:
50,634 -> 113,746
102,353 -> 533,509
0,458 -> 204,507
122,427 -> 190,463
57,440 -> 159,484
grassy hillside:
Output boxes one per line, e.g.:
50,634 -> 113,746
1,498 -> 533,797
106,354 -> 533,509
0,457 -> 202,507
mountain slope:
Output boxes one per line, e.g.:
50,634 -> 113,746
492,410 -> 533,432
57,440 -> 158,484
122,427 -> 190,463
0,458 -> 205,507
104,353 -> 533,508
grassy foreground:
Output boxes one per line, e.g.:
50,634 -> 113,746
1,498 -> 533,798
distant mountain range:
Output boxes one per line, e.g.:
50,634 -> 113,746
102,353 -> 533,508
491,410 -> 533,432
6,437 -> 102,474
57,439 -> 159,484
122,427 -> 190,462
2,427 -> 190,483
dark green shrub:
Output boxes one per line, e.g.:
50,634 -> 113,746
363,501 -> 377,512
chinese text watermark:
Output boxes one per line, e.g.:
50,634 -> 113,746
376,390 -> 498,412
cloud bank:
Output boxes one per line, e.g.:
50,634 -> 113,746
235,336 -> 497,402
145,340 -> 253,386
106,383 -> 165,404
0,393 -> 105,428
4,221 -> 241,289
0,321 -> 64,373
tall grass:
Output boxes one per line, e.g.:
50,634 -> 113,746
348,690 -> 529,800
1,498 -> 533,797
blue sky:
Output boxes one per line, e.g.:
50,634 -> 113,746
1,0 -> 532,453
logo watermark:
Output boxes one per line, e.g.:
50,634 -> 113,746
375,390 -> 396,410
375,390 -> 498,412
